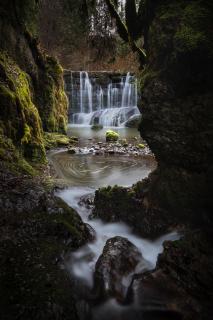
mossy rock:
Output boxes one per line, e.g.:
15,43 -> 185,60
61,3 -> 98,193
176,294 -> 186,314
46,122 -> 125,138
38,57 -> 68,134
106,130 -> 119,142
119,139 -> 128,147
138,143 -> 145,149
0,180 -> 89,320
0,53 -> 46,164
69,136 -> 79,145
91,124 -> 103,131
67,148 -> 76,154
43,132 -> 71,149
0,135 -> 36,175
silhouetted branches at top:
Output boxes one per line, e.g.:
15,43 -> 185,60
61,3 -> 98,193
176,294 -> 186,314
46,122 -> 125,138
105,0 -> 147,66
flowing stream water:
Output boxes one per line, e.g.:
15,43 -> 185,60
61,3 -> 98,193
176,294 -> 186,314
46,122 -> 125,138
48,127 -> 180,319
51,72 -> 180,318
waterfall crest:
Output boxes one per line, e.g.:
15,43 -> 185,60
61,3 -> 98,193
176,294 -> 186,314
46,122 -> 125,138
66,71 -> 140,127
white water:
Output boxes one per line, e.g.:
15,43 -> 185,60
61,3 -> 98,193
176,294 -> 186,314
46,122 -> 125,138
70,72 -> 140,127
58,184 -> 179,288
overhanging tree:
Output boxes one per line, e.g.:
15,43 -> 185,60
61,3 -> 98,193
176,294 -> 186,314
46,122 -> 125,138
105,0 -> 148,66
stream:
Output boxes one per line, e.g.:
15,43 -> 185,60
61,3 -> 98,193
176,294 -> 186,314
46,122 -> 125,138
48,126 -> 180,319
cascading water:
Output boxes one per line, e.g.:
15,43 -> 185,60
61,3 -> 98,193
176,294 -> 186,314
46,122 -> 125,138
66,71 -> 140,127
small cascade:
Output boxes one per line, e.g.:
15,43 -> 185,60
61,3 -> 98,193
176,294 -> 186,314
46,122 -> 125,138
65,71 -> 140,127
79,71 -> 93,113
97,87 -> 103,110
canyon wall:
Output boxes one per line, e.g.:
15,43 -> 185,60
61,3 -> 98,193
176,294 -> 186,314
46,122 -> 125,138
0,0 -> 68,169
138,0 -> 213,226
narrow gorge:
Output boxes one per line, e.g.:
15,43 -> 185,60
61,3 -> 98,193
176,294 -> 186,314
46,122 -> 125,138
0,1 -> 213,320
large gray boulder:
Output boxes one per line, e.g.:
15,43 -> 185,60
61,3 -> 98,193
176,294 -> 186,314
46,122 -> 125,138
125,114 -> 141,128
93,236 -> 149,303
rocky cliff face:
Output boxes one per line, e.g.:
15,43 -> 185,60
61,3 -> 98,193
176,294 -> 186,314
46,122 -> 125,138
0,0 -> 68,169
92,2 -> 213,317
94,0 -> 213,231
138,0 -> 213,226
0,2 -> 86,319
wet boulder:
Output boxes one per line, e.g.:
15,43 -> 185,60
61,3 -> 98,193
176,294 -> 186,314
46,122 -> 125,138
79,193 -> 94,210
67,148 -> 76,154
93,236 -> 148,304
106,130 -> 119,142
91,124 -> 103,130
125,114 -> 141,128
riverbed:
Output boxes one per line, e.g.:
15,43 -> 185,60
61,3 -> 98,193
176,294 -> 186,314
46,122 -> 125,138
48,126 -> 179,319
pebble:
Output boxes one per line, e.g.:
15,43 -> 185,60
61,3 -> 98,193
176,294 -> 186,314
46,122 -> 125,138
66,140 -> 152,157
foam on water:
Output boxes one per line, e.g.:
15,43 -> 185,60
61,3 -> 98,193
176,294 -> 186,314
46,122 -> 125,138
58,185 -> 179,288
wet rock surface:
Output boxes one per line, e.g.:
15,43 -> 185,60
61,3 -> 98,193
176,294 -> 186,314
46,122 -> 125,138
67,140 -> 153,157
133,231 -> 213,320
91,231 -> 213,320
93,236 -> 149,304
0,168 -> 89,320
125,114 -> 141,128
79,193 -> 95,210
92,181 -> 178,239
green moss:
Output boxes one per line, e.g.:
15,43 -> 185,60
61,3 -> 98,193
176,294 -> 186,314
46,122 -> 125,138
120,138 -> 128,147
173,2 -> 211,54
0,52 -> 46,164
138,143 -> 145,149
0,84 -> 16,101
21,124 -> 31,144
175,25 -> 205,51
39,57 -> 68,134
139,67 -> 159,90
0,135 -> 36,175
43,132 -> 71,149
46,56 -> 64,81
150,0 -> 213,63
58,115 -> 67,133
46,113 -> 56,132
106,130 -> 119,142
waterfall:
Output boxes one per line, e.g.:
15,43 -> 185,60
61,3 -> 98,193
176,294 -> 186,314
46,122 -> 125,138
68,71 -> 140,127
97,87 -> 103,110
79,71 -> 93,113
80,71 -> 83,113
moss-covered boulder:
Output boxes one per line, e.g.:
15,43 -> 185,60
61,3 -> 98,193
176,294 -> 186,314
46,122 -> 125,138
92,182 -> 176,239
91,124 -> 103,131
106,130 -> 119,142
43,132 -> 71,149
